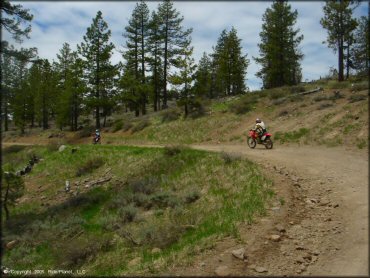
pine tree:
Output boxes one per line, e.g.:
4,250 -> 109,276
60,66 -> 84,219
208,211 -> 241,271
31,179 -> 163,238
352,16 -> 369,76
211,28 -> 249,96
10,48 -> 37,134
147,11 -> 164,111
194,52 -> 212,98
0,0 -> 33,42
122,1 -> 150,116
78,11 -> 116,129
169,39 -> 196,117
2,170 -> 25,221
157,0 -> 192,109
55,44 -> 85,130
255,1 -> 303,89
320,0 -> 358,81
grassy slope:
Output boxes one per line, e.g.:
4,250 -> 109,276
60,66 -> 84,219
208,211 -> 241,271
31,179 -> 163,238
2,145 -> 273,275
99,79 -> 369,149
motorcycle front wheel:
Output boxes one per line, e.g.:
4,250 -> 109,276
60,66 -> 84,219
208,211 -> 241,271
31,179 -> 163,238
264,138 -> 273,149
247,137 -> 256,149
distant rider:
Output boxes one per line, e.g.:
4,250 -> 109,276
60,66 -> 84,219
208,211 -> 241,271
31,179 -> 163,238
254,118 -> 267,141
94,129 -> 101,143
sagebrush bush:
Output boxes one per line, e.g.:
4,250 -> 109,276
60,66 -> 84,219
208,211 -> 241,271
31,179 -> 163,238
220,152 -> 241,164
318,103 -> 334,110
348,94 -> 367,103
163,145 -> 183,156
351,82 -> 368,92
112,120 -> 123,132
328,80 -> 350,89
229,95 -> 258,114
74,126 -> 95,139
76,157 -> 104,177
272,98 -> 286,105
129,177 -> 158,195
150,191 -> 180,208
132,119 -> 150,133
118,205 -> 138,223
160,109 -> 181,123
138,221 -> 183,248
313,95 -> 329,102
183,190 -> 201,204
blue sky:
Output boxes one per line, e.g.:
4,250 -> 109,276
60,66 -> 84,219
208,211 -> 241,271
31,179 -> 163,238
5,1 -> 368,91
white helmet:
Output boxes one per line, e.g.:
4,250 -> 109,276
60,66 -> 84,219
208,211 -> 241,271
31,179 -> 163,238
256,118 -> 261,123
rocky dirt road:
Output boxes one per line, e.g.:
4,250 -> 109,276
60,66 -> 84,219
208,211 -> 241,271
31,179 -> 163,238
178,143 -> 368,276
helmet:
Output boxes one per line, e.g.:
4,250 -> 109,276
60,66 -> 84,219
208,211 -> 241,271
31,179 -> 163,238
96,129 -> 99,132
256,118 -> 261,123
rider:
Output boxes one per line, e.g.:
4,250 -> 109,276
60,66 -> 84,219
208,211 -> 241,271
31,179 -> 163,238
254,118 -> 267,141
94,129 -> 101,142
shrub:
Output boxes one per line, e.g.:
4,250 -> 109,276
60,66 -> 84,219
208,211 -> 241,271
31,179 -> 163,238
272,98 -> 286,105
122,122 -> 133,132
220,152 -> 241,164
132,119 -> 150,133
163,145 -> 183,156
348,94 -> 367,103
229,94 -> 258,114
107,192 -> 133,210
290,94 -> 304,102
351,82 -> 368,92
188,99 -> 207,119
74,126 -> 94,139
133,193 -> 152,209
278,110 -> 289,117
112,120 -> 123,132
328,81 -> 350,89
150,191 -> 180,208
183,190 -> 201,204
118,205 -> 138,223
76,157 -> 104,177
289,85 -> 306,94
267,87 -> 291,100
129,177 -> 159,195
318,103 -> 334,110
313,95 -> 329,102
328,91 -> 344,100
2,145 -> 26,155
138,221 -> 183,248
160,108 -> 181,123
55,235 -> 112,267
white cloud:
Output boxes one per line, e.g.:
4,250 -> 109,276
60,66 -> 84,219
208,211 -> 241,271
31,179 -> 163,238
4,1 -> 368,91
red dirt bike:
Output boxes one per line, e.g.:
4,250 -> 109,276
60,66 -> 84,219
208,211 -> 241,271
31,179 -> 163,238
247,129 -> 273,149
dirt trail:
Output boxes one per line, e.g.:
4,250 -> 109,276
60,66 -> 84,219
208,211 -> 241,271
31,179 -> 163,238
185,143 -> 368,276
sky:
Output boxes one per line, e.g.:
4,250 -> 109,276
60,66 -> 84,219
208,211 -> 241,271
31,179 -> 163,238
4,1 -> 368,91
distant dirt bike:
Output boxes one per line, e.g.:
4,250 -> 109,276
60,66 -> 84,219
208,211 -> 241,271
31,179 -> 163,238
247,129 -> 273,149
93,135 -> 101,145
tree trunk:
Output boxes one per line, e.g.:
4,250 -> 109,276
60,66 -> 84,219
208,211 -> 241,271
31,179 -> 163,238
338,37 -> 344,81
346,43 -> 350,79
163,13 -> 169,109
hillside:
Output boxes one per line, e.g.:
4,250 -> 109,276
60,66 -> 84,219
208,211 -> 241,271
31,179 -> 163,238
3,79 -> 368,150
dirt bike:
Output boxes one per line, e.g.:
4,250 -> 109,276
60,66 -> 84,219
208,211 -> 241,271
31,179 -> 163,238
247,129 -> 273,149
93,135 -> 101,145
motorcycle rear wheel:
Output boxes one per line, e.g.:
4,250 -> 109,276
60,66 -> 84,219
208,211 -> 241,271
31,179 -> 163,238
264,138 -> 273,149
247,137 -> 256,149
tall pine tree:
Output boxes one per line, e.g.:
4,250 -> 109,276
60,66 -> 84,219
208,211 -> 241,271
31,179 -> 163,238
157,0 -> 192,109
320,0 -> 358,81
255,1 -> 303,89
78,11 -> 116,129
